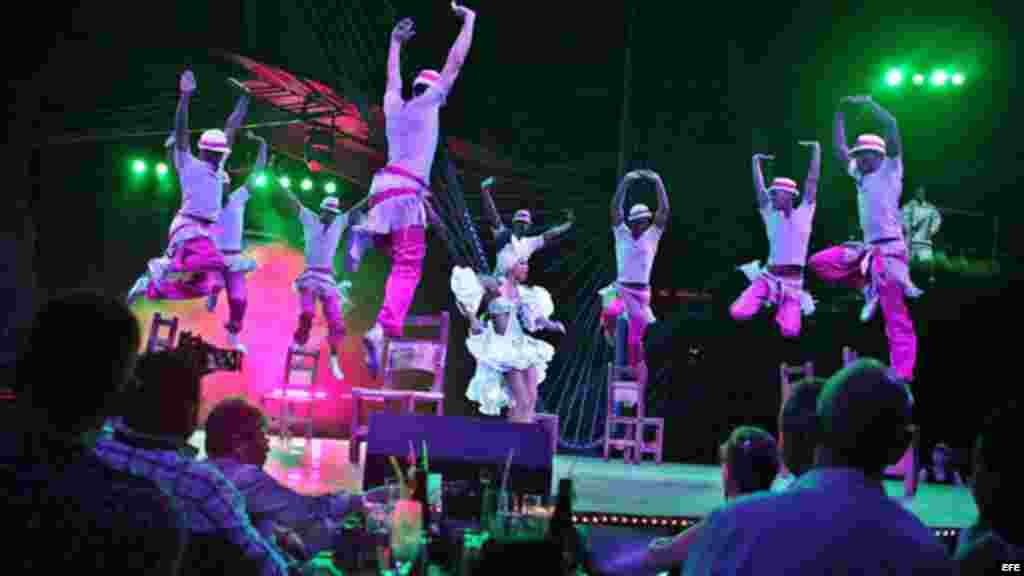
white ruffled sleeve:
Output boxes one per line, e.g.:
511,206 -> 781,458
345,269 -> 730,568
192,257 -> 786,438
518,285 -> 555,331
450,266 -> 485,317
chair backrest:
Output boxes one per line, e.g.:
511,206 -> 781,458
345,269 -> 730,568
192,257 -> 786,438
283,347 -> 320,390
383,312 -> 449,392
779,361 -> 813,403
146,313 -> 179,353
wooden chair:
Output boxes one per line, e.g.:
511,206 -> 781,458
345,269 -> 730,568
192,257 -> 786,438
262,347 -> 325,451
779,361 -> 813,476
349,313 -> 449,464
603,363 -> 645,464
146,312 -> 179,353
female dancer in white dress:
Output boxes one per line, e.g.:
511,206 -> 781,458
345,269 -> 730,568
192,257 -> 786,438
451,244 -> 565,423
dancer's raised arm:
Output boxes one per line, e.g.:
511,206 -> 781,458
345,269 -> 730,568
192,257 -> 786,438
440,3 -> 477,89
798,141 -> 821,204
752,154 -> 773,208
174,70 -> 196,153
611,171 -> 638,227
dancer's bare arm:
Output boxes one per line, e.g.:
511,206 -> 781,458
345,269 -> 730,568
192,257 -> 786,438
834,100 -> 851,164
861,96 -> 901,157
752,154 -> 773,208
440,3 -> 477,89
645,170 -> 670,229
798,141 -> 821,204
480,177 -> 505,236
387,18 -> 414,103
174,71 -> 195,153
542,210 -> 574,243
248,131 -> 268,172
283,189 -> 305,218
611,172 -> 637,227
223,92 -> 250,150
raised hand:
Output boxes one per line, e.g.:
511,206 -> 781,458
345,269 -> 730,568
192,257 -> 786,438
564,209 -> 575,222
392,17 -> 415,43
180,70 -> 196,93
797,141 -> 820,148
452,2 -> 475,19
752,153 -> 775,161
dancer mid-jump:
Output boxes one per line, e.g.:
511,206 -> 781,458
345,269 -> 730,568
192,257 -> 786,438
730,141 -> 820,338
127,70 -> 249,305
355,4 -> 477,378
201,130 -> 268,353
284,190 -> 368,380
599,169 -> 669,385
809,95 -> 920,381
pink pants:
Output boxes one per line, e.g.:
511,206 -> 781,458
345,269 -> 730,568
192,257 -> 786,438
210,269 -> 247,334
146,237 -> 225,300
730,276 -> 802,338
294,287 -> 345,348
374,226 -> 426,338
809,245 -> 916,380
600,291 -> 651,366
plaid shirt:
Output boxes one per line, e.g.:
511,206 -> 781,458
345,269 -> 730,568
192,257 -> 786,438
94,434 -> 291,576
209,457 -> 362,553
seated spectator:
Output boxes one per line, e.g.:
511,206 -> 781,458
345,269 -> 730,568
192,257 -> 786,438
918,442 -> 963,485
94,349 -> 293,576
204,397 -> 364,555
10,291 -> 186,575
954,404 -> 1023,573
772,378 -> 826,491
641,427 -> 779,573
682,359 -> 951,575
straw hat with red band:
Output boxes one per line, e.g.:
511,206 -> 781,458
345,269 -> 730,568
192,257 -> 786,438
849,133 -> 887,156
512,209 -> 531,225
320,196 -> 341,214
769,177 -> 799,197
413,70 -> 443,91
628,203 -> 653,223
198,129 -> 231,154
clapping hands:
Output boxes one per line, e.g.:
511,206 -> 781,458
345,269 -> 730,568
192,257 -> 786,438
180,70 -> 196,93
392,18 -> 415,43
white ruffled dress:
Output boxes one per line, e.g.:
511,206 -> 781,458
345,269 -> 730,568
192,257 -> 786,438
450,266 -> 556,416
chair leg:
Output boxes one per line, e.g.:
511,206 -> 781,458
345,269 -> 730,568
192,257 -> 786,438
349,397 -> 361,464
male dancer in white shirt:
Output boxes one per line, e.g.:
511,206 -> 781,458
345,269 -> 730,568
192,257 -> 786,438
600,169 -> 670,385
284,192 -> 366,380
902,185 -> 942,263
357,4 -> 477,378
730,141 -> 820,337
479,176 -> 575,267
808,95 -> 920,381
127,70 -> 248,305
199,130 -> 268,353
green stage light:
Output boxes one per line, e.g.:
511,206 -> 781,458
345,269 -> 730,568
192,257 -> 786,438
254,173 -> 268,187
279,176 -> 291,189
931,70 -> 948,86
885,69 -> 903,86
132,160 -> 147,174
912,73 -> 925,85
952,72 -> 964,85
301,178 -> 313,191
324,181 -> 337,194
156,162 -> 168,176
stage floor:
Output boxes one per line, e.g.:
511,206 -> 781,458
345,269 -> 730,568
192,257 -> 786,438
186,431 -> 976,528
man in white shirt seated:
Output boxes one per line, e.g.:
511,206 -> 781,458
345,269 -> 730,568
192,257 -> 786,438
682,359 -> 951,575
954,405 -> 1023,573
771,377 -> 826,492
204,397 -> 365,556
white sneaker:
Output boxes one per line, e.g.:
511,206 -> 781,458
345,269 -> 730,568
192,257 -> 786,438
860,286 -> 879,323
126,275 -> 148,305
330,354 -> 344,380
363,324 -> 384,379
228,332 -> 246,354
148,258 -> 169,284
